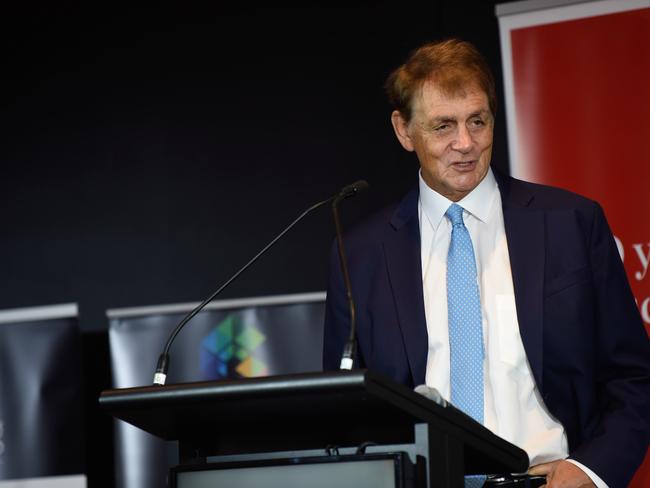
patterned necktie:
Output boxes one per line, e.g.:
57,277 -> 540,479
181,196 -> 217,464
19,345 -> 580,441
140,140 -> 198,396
445,203 -> 484,421
446,203 -> 485,487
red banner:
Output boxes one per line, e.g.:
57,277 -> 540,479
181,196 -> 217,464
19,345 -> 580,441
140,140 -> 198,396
499,1 -> 650,485
511,8 -> 650,336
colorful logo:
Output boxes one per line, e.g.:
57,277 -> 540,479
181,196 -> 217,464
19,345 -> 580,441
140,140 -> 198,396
199,315 -> 268,380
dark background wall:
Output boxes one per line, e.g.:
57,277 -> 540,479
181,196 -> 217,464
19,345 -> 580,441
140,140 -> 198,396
2,1 -> 518,486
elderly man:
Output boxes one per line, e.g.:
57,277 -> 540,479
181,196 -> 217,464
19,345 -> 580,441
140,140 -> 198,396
323,39 -> 649,488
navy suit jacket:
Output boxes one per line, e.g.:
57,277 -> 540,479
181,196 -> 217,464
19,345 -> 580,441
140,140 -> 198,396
323,170 -> 650,487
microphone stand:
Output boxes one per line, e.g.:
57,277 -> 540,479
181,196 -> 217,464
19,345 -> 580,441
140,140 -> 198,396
153,180 -> 368,386
332,193 -> 357,370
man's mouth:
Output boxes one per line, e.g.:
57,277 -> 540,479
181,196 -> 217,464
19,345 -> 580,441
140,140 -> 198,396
452,160 -> 477,169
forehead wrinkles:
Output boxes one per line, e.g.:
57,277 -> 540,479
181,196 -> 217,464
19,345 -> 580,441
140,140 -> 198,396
411,79 -> 489,121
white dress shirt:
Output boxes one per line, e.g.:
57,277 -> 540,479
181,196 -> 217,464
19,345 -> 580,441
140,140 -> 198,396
418,168 -> 606,487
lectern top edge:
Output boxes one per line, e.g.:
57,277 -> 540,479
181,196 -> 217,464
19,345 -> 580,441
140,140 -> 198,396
100,369 -> 368,405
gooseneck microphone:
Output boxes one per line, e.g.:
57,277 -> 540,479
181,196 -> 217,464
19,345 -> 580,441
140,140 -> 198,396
332,180 -> 368,370
152,180 -> 369,386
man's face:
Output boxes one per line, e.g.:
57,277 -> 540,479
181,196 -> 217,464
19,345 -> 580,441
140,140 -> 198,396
391,81 -> 494,202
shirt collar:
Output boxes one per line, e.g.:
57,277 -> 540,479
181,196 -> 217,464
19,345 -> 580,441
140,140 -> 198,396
418,167 -> 498,229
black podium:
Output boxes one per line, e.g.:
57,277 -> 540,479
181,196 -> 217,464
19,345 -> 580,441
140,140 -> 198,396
100,369 -> 528,487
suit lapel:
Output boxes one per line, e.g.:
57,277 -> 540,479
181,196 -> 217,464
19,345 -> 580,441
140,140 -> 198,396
381,174 -> 547,390
496,173 -> 545,391
383,188 -> 428,386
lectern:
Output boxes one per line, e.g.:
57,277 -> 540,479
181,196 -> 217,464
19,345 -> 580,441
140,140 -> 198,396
100,369 -> 528,487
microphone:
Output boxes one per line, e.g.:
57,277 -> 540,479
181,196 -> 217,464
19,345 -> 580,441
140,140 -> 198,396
152,180 -> 369,386
337,180 -> 369,199
413,385 -> 449,406
332,180 -> 369,370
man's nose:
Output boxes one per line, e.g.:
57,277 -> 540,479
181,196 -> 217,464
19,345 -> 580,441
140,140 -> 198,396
451,125 -> 473,152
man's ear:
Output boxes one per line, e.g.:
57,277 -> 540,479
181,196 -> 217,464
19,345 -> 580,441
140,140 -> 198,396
390,110 -> 415,152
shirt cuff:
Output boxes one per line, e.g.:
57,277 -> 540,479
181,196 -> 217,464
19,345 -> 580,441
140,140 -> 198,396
566,459 -> 609,488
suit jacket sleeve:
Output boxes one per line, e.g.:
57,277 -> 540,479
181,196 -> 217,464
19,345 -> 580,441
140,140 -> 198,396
567,202 -> 650,487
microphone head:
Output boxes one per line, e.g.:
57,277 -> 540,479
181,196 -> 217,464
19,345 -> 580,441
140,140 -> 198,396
339,180 -> 369,199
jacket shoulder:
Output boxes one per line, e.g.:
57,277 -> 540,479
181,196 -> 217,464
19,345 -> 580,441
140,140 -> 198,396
343,186 -> 418,249
497,172 -> 602,213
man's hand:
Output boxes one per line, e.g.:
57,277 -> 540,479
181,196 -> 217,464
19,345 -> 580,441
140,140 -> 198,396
529,460 -> 596,488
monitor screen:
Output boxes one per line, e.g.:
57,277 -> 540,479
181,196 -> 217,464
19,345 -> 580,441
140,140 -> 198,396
172,453 -> 406,488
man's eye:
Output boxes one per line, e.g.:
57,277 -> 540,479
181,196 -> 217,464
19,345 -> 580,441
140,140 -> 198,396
434,124 -> 450,132
470,118 -> 485,127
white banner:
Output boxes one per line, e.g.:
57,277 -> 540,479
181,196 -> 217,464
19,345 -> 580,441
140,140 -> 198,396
0,304 -> 84,483
108,292 -> 326,488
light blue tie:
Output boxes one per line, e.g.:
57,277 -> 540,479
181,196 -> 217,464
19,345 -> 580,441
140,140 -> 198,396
446,203 -> 485,488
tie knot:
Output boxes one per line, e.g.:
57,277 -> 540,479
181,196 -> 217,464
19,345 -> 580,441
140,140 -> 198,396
445,203 -> 465,226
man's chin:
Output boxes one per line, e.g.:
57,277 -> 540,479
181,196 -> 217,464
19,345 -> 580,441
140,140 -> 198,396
451,174 -> 482,193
